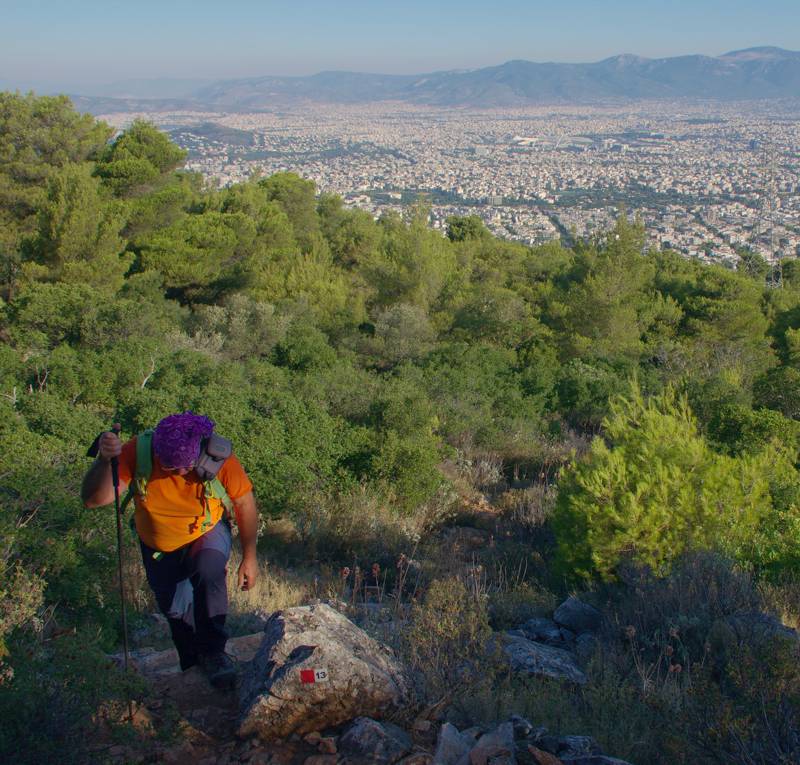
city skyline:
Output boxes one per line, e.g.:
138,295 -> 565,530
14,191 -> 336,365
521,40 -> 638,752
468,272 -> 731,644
2,0 -> 800,93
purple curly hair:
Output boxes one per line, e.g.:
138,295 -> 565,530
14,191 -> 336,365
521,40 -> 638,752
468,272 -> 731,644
152,411 -> 215,469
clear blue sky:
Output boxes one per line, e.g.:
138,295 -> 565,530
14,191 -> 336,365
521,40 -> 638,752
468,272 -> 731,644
2,0 -> 799,90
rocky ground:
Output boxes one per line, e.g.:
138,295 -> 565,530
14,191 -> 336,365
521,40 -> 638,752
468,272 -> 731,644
96,593 -> 634,765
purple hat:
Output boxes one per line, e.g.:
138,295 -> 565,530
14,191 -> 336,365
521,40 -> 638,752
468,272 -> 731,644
152,411 -> 215,469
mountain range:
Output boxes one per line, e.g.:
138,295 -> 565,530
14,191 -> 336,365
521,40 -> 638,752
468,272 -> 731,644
69,47 -> 800,113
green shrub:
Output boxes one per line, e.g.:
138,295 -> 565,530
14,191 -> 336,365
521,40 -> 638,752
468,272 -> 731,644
553,383 -> 779,579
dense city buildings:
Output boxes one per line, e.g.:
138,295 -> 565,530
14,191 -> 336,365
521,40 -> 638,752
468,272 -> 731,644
101,102 -> 800,266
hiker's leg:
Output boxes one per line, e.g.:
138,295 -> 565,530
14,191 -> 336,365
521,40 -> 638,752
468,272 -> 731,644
140,542 -> 196,670
186,521 -> 232,656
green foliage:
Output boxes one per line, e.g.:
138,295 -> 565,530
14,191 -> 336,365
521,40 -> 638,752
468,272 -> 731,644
446,214 -> 488,242
753,365 -> 800,419
259,172 -> 319,251
138,211 -> 239,294
96,119 -> 187,196
0,93 -> 112,298
736,247 -> 770,281
28,162 -> 130,291
0,630 -> 145,765
553,382 -> 786,579
4,94 -> 800,759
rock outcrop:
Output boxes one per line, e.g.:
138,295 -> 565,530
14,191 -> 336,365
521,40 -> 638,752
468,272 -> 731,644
238,603 -> 412,740
553,598 -> 602,635
504,635 -> 588,685
338,716 -> 413,764
431,717 -> 634,765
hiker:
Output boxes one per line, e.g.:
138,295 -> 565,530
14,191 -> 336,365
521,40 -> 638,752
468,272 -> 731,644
82,412 -> 258,689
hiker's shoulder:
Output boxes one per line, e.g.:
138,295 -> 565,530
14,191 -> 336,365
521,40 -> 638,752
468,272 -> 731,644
220,451 -> 247,477
218,452 -> 252,496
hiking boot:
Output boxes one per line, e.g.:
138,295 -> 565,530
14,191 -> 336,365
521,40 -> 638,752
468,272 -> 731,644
198,651 -> 236,690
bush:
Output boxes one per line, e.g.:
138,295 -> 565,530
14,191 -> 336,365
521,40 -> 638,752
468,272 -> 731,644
553,383 -> 780,580
405,576 -> 492,702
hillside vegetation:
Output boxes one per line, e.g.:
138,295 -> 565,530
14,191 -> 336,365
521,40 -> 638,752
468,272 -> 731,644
2,93 -> 800,763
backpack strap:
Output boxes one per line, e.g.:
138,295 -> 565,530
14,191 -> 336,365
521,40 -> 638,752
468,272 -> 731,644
201,477 -> 234,533
120,429 -> 154,514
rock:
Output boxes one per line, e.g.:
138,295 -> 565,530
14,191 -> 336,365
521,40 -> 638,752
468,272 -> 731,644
268,745 -> 298,765
339,717 -> 413,764
397,755 -> 434,765
469,723 -> 515,765
461,726 -> 486,743
574,634 -> 597,662
723,612 -> 799,645
304,731 -> 322,746
519,618 -> 563,644
554,736 -> 601,758
304,757 -> 338,765
162,742 -> 196,763
537,736 -> 562,755
238,604 -> 412,739
132,612 -> 171,646
560,758 -> 634,765
504,636 -> 587,685
433,723 -> 474,765
414,718 -> 433,732
553,598 -> 601,634
559,628 -> 575,643
528,747 -> 564,765
509,715 -> 533,739
318,737 -> 338,754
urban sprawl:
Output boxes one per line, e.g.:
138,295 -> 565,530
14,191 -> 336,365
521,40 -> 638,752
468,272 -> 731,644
102,102 -> 800,266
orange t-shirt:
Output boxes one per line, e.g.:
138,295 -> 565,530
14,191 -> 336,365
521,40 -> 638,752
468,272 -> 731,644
117,437 -> 253,553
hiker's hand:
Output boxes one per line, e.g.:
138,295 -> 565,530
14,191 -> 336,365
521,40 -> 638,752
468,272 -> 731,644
97,425 -> 122,462
238,556 -> 258,591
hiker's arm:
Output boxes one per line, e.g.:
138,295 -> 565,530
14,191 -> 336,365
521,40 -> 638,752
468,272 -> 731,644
233,490 -> 258,590
82,431 -> 126,507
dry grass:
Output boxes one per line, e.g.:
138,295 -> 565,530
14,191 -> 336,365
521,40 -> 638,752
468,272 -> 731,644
290,484 -> 457,563
226,549 -> 308,618
496,482 -> 558,529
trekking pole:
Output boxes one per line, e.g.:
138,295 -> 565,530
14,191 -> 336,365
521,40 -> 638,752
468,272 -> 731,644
110,424 -> 134,723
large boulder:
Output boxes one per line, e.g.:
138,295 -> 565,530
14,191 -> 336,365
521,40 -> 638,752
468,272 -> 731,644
518,617 -> 576,648
504,635 -> 587,685
238,604 -> 412,739
469,722 -> 516,764
338,717 -> 412,764
553,598 -> 601,634
723,612 -> 799,645
433,723 -> 474,765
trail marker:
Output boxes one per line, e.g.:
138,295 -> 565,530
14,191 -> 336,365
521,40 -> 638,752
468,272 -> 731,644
300,668 -> 329,684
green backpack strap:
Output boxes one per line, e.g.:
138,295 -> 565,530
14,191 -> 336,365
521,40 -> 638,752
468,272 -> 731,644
120,430 -> 163,558
120,429 -> 154,514
201,477 -> 234,532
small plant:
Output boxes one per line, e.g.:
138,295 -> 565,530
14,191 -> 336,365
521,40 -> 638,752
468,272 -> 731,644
404,575 -> 493,703
496,482 -> 557,529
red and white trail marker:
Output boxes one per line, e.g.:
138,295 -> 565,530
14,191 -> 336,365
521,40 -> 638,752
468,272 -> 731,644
300,668 -> 330,684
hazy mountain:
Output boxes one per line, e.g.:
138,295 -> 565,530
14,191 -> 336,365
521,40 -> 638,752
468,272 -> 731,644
71,48 -> 800,113
87,78 -> 213,99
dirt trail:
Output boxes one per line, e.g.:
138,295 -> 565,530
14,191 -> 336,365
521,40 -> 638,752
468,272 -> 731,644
105,633 -> 319,764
